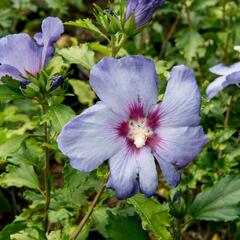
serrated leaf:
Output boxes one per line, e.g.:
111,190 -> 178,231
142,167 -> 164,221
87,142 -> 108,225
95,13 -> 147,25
69,79 -> 95,106
65,18 -> 105,38
191,175 -> 240,221
0,77 -> 24,102
106,212 -> 149,240
175,29 -> 204,62
128,194 -> 172,240
47,104 -> 75,132
0,163 -> 41,190
58,45 -> 95,70
0,84 -> 23,103
49,208 -> 73,225
53,164 -> 100,209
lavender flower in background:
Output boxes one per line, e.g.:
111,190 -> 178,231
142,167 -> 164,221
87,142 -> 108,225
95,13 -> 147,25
206,62 -> 240,99
0,17 -> 64,82
125,0 -> 165,27
57,55 -> 208,199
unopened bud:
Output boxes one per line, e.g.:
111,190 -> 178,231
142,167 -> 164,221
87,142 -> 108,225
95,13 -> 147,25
50,75 -> 64,91
169,192 -> 187,219
20,80 -> 31,89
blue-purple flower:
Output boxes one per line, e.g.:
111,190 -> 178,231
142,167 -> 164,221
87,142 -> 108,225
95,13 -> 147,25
125,0 -> 165,27
57,55 -> 208,199
206,62 -> 240,99
0,17 -> 64,81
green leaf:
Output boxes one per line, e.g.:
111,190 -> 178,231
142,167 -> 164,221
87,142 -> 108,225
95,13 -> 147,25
228,147 -> 240,162
191,175 -> 240,221
58,45 -> 95,70
0,77 -> 24,102
47,104 -> 75,132
106,213 -> 149,240
128,194 -> 172,240
69,79 -> 95,106
191,0 -> 219,11
175,29 -> 205,62
10,227 -> 47,240
49,208 -> 73,225
65,18 -> 105,38
0,221 -> 27,240
0,135 -> 27,158
45,0 -> 68,15
0,163 -> 41,190
0,84 -> 23,103
91,208 -> 110,237
53,164 -> 100,209
45,56 -> 67,77
11,0 -> 37,11
7,138 -> 44,168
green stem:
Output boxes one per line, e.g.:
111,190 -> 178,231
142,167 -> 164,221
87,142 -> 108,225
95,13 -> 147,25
224,95 -> 233,128
222,0 -> 226,29
71,181 -> 106,240
111,36 -> 117,57
172,218 -> 182,240
111,34 -> 127,58
41,98 -> 50,232
159,14 -> 179,59
218,95 -> 233,158
183,0 -> 192,29
176,219 -> 182,240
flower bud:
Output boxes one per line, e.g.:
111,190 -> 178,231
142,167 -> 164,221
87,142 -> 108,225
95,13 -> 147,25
125,0 -> 165,27
21,82 -> 40,98
169,192 -> 187,219
106,7 -> 115,17
50,75 -> 64,91
105,8 -> 122,34
20,80 -> 31,89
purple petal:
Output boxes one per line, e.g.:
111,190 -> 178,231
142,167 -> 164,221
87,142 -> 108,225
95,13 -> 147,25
90,56 -> 158,118
126,0 -> 164,26
156,158 -> 181,187
154,126 -> 208,169
34,17 -> 64,68
57,102 -> 124,172
0,64 -> 23,81
137,147 -> 158,197
210,62 -> 240,76
206,76 -> 227,99
107,146 -> 139,199
225,71 -> 240,86
0,33 -> 42,77
159,65 -> 201,127
34,32 -> 43,45
125,0 -> 138,20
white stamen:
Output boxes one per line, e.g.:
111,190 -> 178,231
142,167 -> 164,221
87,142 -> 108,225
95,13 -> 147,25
134,132 -> 147,148
128,118 -> 152,148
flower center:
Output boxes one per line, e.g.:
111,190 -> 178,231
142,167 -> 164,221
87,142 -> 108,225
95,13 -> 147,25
128,118 -> 152,148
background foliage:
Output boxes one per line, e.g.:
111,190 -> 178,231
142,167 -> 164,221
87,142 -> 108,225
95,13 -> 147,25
0,0 -> 240,239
